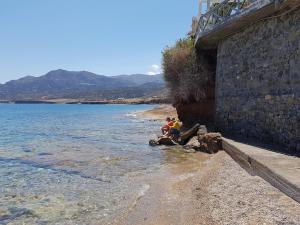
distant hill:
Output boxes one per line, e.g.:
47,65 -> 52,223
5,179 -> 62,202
113,74 -> 163,86
0,69 -> 165,101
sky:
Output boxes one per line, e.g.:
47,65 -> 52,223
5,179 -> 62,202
0,0 -> 198,83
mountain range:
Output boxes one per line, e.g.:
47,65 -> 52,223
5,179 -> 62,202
0,69 -> 165,101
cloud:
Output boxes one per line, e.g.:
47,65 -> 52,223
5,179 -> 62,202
147,64 -> 161,75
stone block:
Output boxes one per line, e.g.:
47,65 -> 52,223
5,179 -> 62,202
215,7 -> 300,153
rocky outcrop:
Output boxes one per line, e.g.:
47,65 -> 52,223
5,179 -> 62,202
185,136 -> 201,151
198,132 -> 222,154
151,125 -> 222,154
162,36 -> 217,128
187,125 -> 222,154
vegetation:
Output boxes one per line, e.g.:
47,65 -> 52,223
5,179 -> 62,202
162,37 -> 215,105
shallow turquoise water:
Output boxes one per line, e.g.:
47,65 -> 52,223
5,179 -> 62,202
0,104 -> 166,224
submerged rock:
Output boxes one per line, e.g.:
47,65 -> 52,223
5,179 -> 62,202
149,137 -> 178,146
149,139 -> 159,146
183,148 -> 196,153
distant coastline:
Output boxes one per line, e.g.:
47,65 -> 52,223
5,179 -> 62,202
0,97 -> 169,105
0,70 -> 166,103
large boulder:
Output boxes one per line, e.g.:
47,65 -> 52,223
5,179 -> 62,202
185,136 -> 201,151
198,132 -> 222,154
198,125 -> 208,136
184,125 -> 222,154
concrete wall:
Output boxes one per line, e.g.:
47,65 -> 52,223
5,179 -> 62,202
215,7 -> 300,152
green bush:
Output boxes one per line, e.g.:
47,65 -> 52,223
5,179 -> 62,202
162,37 -> 215,105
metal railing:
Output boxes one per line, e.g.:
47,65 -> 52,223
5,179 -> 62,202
196,0 -> 255,35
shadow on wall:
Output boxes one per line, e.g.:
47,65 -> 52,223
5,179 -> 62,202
175,86 -> 215,127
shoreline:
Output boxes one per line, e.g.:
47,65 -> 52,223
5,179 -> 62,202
0,98 -> 169,105
135,104 -> 177,121
117,105 -> 300,225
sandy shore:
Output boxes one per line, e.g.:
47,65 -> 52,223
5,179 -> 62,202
118,105 -> 300,225
136,104 -> 177,121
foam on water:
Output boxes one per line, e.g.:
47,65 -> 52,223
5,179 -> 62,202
137,184 -> 151,200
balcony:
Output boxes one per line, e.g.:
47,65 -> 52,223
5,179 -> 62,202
195,0 -> 278,49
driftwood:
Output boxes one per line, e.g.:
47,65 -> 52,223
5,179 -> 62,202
179,123 -> 200,145
149,123 -> 200,147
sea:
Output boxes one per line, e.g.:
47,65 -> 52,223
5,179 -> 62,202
0,104 -> 184,225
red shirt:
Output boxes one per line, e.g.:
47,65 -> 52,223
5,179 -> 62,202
167,121 -> 174,127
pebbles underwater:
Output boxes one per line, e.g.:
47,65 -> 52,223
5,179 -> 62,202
0,104 -> 180,224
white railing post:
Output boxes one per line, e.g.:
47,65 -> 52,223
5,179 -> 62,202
207,0 -> 212,10
198,0 -> 203,18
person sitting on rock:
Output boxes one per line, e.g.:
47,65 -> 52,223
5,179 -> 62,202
169,118 -> 181,141
161,117 -> 173,135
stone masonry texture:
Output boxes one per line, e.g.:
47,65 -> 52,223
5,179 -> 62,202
215,7 -> 300,153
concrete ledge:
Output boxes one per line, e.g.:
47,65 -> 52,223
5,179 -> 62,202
222,138 -> 300,203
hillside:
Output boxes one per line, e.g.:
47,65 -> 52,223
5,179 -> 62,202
113,74 -> 163,86
0,70 -> 165,101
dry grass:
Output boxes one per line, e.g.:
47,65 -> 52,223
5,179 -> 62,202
162,37 -> 215,105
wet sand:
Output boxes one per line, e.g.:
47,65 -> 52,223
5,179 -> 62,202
120,105 -> 300,225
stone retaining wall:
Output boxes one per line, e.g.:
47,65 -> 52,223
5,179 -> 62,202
215,7 -> 300,152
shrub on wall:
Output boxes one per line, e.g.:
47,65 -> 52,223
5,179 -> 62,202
162,37 -> 215,105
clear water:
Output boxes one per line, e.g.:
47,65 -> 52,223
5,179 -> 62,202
0,104 -> 168,224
